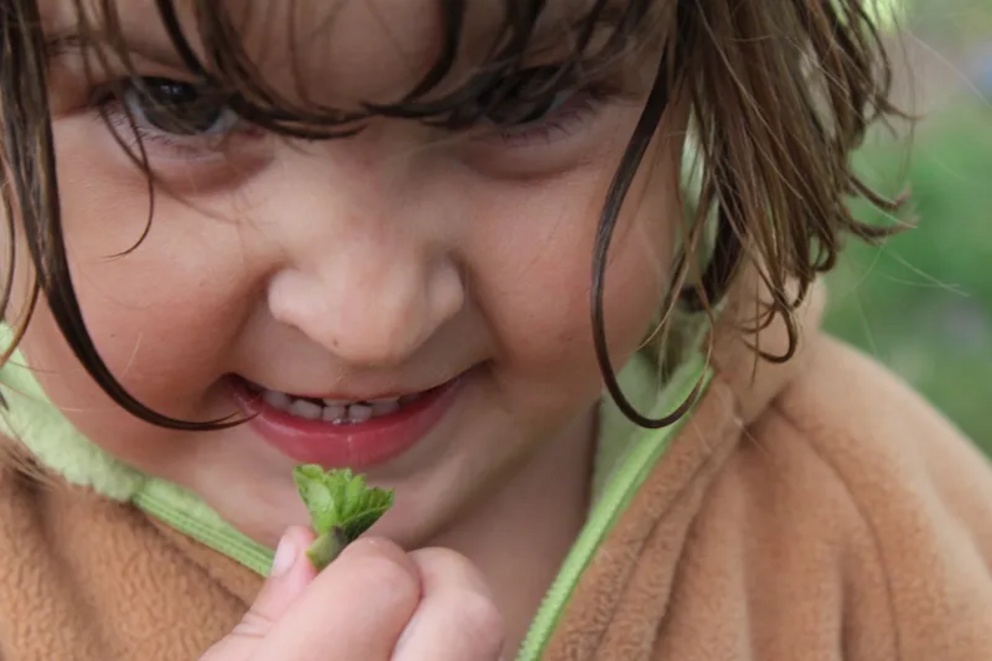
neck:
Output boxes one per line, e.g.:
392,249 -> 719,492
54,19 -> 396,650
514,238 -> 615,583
431,410 -> 596,655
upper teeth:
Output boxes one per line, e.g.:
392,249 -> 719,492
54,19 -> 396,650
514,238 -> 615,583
261,390 -> 415,423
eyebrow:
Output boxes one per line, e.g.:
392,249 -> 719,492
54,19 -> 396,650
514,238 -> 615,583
44,28 -> 188,70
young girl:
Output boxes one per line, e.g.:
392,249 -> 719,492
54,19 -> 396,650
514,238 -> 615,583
0,0 -> 989,659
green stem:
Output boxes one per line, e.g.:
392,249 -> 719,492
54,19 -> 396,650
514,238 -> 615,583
306,527 -> 349,570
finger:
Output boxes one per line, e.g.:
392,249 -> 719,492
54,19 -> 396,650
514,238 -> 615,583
391,548 -> 504,661
250,537 -> 422,660
201,526 -> 317,660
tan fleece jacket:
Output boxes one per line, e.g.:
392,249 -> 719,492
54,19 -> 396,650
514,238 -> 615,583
0,278 -> 990,661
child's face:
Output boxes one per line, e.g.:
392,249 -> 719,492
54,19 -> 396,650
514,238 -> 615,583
17,0 -> 685,547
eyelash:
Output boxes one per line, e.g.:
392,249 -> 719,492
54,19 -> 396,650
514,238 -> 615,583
93,75 -> 610,159
492,90 -> 606,147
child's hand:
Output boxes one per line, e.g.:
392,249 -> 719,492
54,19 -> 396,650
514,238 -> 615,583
201,527 -> 505,661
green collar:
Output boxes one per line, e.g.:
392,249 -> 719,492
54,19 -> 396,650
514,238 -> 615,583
0,324 -> 708,660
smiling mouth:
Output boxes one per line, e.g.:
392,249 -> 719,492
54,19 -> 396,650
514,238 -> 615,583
229,373 -> 464,468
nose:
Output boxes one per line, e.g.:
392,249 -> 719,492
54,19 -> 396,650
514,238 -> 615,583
264,155 -> 465,367
268,239 -> 464,367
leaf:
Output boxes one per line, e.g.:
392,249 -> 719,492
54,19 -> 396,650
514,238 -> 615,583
292,465 -> 336,534
292,465 -> 395,567
339,488 -> 394,541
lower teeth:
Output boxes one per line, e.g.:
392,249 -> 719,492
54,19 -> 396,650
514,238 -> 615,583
322,404 -> 346,422
346,403 -> 373,423
260,390 -> 413,423
289,399 -> 323,420
370,400 -> 400,416
250,378 -> 433,423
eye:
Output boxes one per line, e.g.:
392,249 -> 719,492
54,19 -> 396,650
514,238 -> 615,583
443,66 -> 584,130
118,77 -> 241,137
483,74 -> 579,126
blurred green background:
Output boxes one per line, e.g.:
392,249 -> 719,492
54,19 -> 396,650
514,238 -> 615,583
825,0 -> 992,452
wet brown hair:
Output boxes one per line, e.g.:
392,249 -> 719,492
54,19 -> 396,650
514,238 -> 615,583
0,0 -> 905,430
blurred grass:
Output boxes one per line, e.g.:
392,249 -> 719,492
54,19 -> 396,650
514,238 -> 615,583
825,97 -> 992,451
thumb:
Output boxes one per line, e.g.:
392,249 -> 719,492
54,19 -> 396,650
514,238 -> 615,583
201,526 -> 317,660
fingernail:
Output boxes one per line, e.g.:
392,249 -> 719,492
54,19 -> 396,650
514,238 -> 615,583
270,534 -> 297,578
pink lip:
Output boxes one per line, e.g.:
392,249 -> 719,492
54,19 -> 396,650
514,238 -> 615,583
230,377 -> 461,469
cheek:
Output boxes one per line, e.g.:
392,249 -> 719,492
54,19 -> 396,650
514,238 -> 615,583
467,146 -> 679,402
13,133 -> 254,438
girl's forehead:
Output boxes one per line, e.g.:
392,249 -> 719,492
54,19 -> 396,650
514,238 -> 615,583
42,0 -> 610,103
